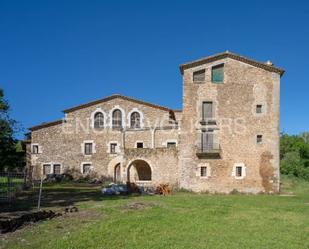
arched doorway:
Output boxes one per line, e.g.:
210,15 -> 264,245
127,160 -> 152,182
114,163 -> 121,183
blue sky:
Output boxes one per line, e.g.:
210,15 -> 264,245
0,0 -> 308,138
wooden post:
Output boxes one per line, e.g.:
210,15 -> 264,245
37,177 -> 43,210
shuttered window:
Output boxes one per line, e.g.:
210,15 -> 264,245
211,64 -> 224,83
53,164 -> 61,174
43,164 -> 51,175
193,69 -> 205,82
84,143 -> 93,155
201,131 -> 214,151
202,102 -> 213,121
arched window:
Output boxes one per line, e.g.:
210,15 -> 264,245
130,112 -> 140,128
112,109 -> 122,129
94,112 -> 104,128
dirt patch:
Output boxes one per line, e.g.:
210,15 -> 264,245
0,210 -> 61,234
259,151 -> 275,192
124,202 -> 156,210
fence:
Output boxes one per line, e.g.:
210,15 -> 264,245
0,172 -> 26,203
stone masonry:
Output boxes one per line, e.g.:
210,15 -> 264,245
26,51 -> 284,193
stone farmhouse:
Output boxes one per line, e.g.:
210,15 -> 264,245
26,51 -> 284,193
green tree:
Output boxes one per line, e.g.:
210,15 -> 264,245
280,133 -> 309,181
0,88 -> 22,170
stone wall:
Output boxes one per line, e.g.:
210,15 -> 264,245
179,58 -> 280,193
30,97 -> 180,183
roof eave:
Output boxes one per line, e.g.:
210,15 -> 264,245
179,52 -> 285,77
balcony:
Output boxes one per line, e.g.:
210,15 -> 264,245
196,142 -> 221,159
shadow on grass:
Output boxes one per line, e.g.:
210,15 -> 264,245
0,182 -> 135,213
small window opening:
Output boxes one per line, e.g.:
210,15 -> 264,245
200,166 -> 207,177
256,105 -> 262,114
211,64 -> 224,83
193,69 -> 205,82
257,135 -> 263,144
136,142 -> 144,148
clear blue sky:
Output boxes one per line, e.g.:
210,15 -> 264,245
1,0 -> 308,138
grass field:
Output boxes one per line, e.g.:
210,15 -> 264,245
1,175 -> 309,249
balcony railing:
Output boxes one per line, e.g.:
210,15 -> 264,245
196,142 -> 221,158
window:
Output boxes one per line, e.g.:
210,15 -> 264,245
257,135 -> 263,144
200,166 -> 207,177
82,163 -> 92,174
211,64 -> 224,83
233,163 -> 246,179
110,143 -> 117,153
43,164 -> 51,175
84,143 -> 93,155
53,164 -> 61,174
235,166 -> 242,177
200,131 -> 214,152
136,142 -> 144,148
168,110 -> 177,124
256,105 -> 262,114
167,142 -> 176,148
112,109 -> 122,129
32,145 -> 39,154
202,102 -> 213,121
130,112 -> 141,128
193,69 -> 205,82
94,112 -> 104,128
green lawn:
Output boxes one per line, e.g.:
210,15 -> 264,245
1,176 -> 309,249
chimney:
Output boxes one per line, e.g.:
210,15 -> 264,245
265,60 -> 273,66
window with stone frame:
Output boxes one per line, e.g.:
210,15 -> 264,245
112,109 -> 122,129
84,143 -> 93,155
256,135 -> 263,144
256,104 -> 263,114
94,112 -> 104,128
211,64 -> 224,83
167,142 -> 176,148
130,112 -> 141,128
43,164 -> 51,175
82,163 -> 92,174
136,142 -> 144,148
53,164 -> 61,174
200,166 -> 208,177
110,143 -> 117,154
32,145 -> 39,154
235,166 -> 243,177
193,69 -> 206,82
202,102 -> 213,121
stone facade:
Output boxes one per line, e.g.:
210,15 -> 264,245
27,51 -> 284,193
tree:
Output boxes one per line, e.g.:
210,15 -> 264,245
0,88 -> 22,170
280,133 -> 309,181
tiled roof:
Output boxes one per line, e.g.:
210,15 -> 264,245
62,94 -> 179,113
179,51 -> 285,76
29,119 -> 63,131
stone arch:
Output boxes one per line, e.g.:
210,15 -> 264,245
90,107 -> 107,128
107,156 -> 124,179
127,108 -> 144,128
109,105 -> 126,128
127,159 -> 152,182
